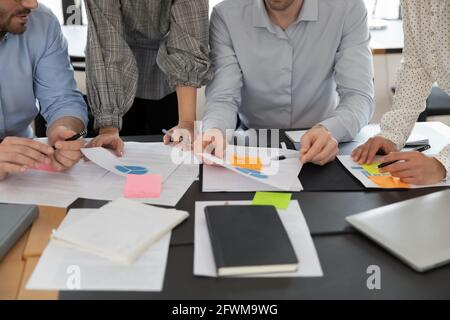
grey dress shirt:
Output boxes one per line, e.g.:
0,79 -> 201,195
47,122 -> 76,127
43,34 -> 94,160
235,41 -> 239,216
203,0 -> 374,142
85,0 -> 213,130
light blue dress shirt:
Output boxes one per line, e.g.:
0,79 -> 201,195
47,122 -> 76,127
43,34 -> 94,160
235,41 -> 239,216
203,0 -> 374,142
0,4 -> 88,139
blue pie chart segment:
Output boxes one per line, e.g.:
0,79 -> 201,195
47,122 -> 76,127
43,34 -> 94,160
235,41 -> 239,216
115,165 -> 149,175
236,167 -> 268,179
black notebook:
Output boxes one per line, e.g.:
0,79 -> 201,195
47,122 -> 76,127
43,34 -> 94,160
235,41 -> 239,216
204,205 -> 298,276
0,203 -> 38,261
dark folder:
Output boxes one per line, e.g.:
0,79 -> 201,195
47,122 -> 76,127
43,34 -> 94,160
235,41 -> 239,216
204,205 -> 298,276
0,203 -> 38,261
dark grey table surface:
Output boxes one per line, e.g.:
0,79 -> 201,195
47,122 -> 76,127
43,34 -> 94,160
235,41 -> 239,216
61,133 -> 450,299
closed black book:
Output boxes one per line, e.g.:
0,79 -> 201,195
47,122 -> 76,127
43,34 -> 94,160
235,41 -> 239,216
204,205 -> 298,276
0,204 -> 38,261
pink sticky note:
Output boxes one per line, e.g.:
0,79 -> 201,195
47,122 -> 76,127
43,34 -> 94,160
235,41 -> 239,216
34,164 -> 58,173
124,174 -> 162,199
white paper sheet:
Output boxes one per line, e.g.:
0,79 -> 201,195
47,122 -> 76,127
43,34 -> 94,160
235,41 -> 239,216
194,201 -> 323,278
353,124 -> 429,145
202,165 -> 302,192
338,155 -> 450,189
80,163 -> 199,207
52,198 -> 188,264
27,209 -> 171,292
0,159 -> 108,207
201,146 -> 303,191
81,143 -> 182,181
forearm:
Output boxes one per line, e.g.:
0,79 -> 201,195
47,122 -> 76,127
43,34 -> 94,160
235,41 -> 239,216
157,0 -> 212,88
176,86 -> 197,123
379,66 -> 433,148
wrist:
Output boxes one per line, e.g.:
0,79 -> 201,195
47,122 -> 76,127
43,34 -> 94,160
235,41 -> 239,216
433,157 -> 448,181
99,126 -> 119,135
312,124 -> 328,132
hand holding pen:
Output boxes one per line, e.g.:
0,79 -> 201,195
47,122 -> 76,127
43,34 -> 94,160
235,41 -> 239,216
378,144 -> 430,168
49,127 -> 87,171
377,144 -> 446,185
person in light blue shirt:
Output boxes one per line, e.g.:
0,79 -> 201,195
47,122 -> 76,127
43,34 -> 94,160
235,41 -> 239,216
0,0 -> 88,180
198,0 -> 374,166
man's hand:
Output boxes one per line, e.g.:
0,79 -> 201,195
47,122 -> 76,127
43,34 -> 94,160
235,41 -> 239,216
87,126 -> 124,157
352,136 -> 398,164
379,151 -> 447,185
48,126 -> 85,171
300,125 -> 339,165
193,129 -> 226,165
0,137 -> 54,180
163,121 -> 194,150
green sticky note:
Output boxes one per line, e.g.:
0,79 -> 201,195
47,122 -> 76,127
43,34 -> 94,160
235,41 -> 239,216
252,192 -> 292,210
361,163 -> 381,175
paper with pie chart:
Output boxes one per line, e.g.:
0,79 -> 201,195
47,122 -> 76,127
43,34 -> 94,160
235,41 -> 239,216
337,155 -> 450,189
81,147 -> 179,181
201,146 -> 302,191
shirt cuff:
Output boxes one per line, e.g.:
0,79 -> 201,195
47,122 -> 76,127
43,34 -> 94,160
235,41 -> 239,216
319,117 -> 349,142
93,113 -> 123,131
46,109 -> 88,131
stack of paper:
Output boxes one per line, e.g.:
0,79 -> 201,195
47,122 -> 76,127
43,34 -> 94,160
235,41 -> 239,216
27,198 -> 189,292
52,198 -> 188,264
194,200 -> 323,278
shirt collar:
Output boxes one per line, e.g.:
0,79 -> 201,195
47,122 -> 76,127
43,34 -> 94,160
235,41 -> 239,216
253,0 -> 318,30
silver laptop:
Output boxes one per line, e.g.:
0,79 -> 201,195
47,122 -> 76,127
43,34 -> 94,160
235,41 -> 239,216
346,190 -> 450,272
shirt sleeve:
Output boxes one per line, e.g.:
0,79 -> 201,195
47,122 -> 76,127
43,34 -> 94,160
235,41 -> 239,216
35,14 -> 88,129
157,0 -> 213,88
85,0 -> 138,130
320,0 -> 374,142
378,1 -> 434,148
202,7 -> 242,134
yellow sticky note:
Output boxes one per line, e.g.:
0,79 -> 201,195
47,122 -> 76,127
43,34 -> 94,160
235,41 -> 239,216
369,176 -> 410,189
252,192 -> 292,210
232,155 -> 263,171
361,163 -> 381,175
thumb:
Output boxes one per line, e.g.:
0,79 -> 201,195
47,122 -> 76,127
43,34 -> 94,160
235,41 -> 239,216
300,133 -> 313,154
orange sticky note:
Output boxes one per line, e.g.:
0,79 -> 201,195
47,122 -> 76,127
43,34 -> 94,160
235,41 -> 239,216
369,176 -> 410,189
231,155 -> 263,171
124,174 -> 162,198
34,164 -> 58,173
